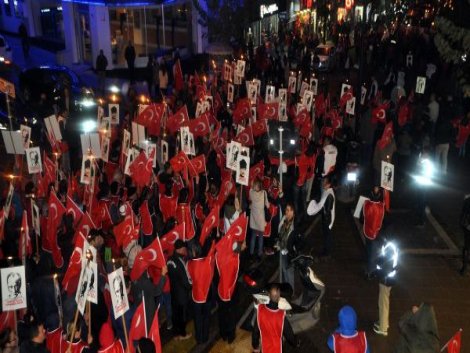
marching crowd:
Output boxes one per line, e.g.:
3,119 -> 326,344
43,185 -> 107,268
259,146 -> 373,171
0,19 -> 469,353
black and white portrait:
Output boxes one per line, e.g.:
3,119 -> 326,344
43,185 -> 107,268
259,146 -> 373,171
25,147 -> 42,174
1,266 -> 27,311
109,104 -> 120,125
381,161 -> 394,192
108,267 -> 129,319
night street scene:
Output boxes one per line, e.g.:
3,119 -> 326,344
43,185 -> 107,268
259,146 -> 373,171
0,0 -> 469,352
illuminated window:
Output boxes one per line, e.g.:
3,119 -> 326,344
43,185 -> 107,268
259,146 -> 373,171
3,0 -> 11,17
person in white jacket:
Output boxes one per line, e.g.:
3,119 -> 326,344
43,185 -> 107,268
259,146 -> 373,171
307,177 -> 335,258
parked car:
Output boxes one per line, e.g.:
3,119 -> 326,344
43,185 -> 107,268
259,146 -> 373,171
312,43 -> 337,72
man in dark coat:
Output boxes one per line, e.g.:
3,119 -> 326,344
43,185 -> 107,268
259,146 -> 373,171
167,240 -> 192,340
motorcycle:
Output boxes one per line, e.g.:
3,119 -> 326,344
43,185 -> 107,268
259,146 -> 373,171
243,255 -> 325,334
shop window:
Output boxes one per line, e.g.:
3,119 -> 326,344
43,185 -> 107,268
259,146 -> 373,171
3,0 -> 11,17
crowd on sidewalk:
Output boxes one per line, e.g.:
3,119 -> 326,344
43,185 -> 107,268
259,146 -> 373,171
0,18 -> 469,353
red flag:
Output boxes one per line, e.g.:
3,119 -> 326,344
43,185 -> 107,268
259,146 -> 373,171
66,196 -> 84,228
199,205 -> 220,246
299,119 -> 313,138
0,209 -> 5,242
327,109 -> 342,129
339,87 -> 354,109
160,223 -> 185,255
149,306 -> 162,353
377,122 -> 393,150
188,113 -> 211,137
190,154 -> 206,177
170,151 -> 194,174
371,102 -> 389,123
47,191 -> 66,268
447,330 -> 462,353
130,236 -> 166,281
188,252 -> 215,303
140,200 -> 153,236
62,232 -> 86,296
233,98 -> 252,124
19,211 -> 32,261
249,161 -> 265,185
196,85 -> 207,101
74,212 -> 95,243
44,154 -> 56,183
173,59 -> 184,92
129,150 -> 154,188
0,311 -> 15,332
114,216 -> 139,249
167,105 -> 189,134
215,147 -> 226,170
225,213 -> 248,242
258,101 -> 279,120
234,125 -> 255,146
214,92 -> 224,114
398,102 -> 411,127
216,173 -> 236,208
129,298 -> 147,353
251,119 -> 268,137
315,93 -> 326,117
293,107 -> 310,128
135,104 -> 164,136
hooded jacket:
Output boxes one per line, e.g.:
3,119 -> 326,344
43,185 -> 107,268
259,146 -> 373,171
327,306 -> 370,353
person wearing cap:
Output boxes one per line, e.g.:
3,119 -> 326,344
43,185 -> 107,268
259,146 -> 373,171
252,283 -> 299,353
327,305 -> 370,353
167,239 -> 192,340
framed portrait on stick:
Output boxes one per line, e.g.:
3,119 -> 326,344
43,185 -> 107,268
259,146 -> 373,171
1,266 -> 27,311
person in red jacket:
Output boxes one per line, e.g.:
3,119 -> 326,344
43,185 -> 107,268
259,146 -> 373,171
362,186 -> 385,278
252,283 -> 299,353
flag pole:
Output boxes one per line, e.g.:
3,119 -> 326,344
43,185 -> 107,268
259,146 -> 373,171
112,259 -> 130,352
87,300 -> 91,340
440,328 -> 462,352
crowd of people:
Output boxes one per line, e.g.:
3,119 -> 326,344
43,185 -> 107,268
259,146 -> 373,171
0,18 -> 469,353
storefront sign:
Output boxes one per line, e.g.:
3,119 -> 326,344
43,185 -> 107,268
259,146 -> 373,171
260,3 -> 278,18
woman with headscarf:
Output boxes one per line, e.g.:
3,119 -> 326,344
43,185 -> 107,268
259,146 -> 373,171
394,303 -> 440,353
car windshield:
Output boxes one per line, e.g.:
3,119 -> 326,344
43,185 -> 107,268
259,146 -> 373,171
315,47 -> 331,56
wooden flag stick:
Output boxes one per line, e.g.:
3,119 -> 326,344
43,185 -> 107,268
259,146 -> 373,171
67,307 -> 80,353
87,301 -> 91,338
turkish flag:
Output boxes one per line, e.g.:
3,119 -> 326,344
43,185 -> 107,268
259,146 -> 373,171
199,205 -> 219,246
371,102 -> 390,123
249,161 -> 265,185
129,299 -> 147,353
66,196 -> 84,227
140,200 -> 153,236
233,98 -> 252,124
173,59 -> 184,92
170,151 -> 194,174
377,122 -> 393,150
447,330 -> 462,353
135,103 -> 164,136
216,173 -> 236,208
293,107 -> 310,127
315,93 -> 326,117
113,216 -> 139,248
47,191 -> 66,268
234,125 -> 255,146
258,101 -> 279,120
91,200 -> 113,230
225,213 -> 248,242
327,109 -> 342,129
251,119 -> 268,137
188,253 -> 215,303
62,232 -> 86,296
160,223 -> 185,255
215,147 -> 226,170
44,154 -> 56,183
297,154 -> 314,186
0,209 -> 5,242
188,113 -> 211,137
129,150 -> 154,188
196,85 -> 207,101
130,236 -> 166,281
167,105 -> 189,134
339,87 -> 354,109
299,119 -> 313,138
159,194 -> 177,223
214,92 -> 224,114
398,102 -> 411,127
19,211 -> 32,261
149,306 -> 162,353
190,154 -> 206,177
363,200 -> 385,240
